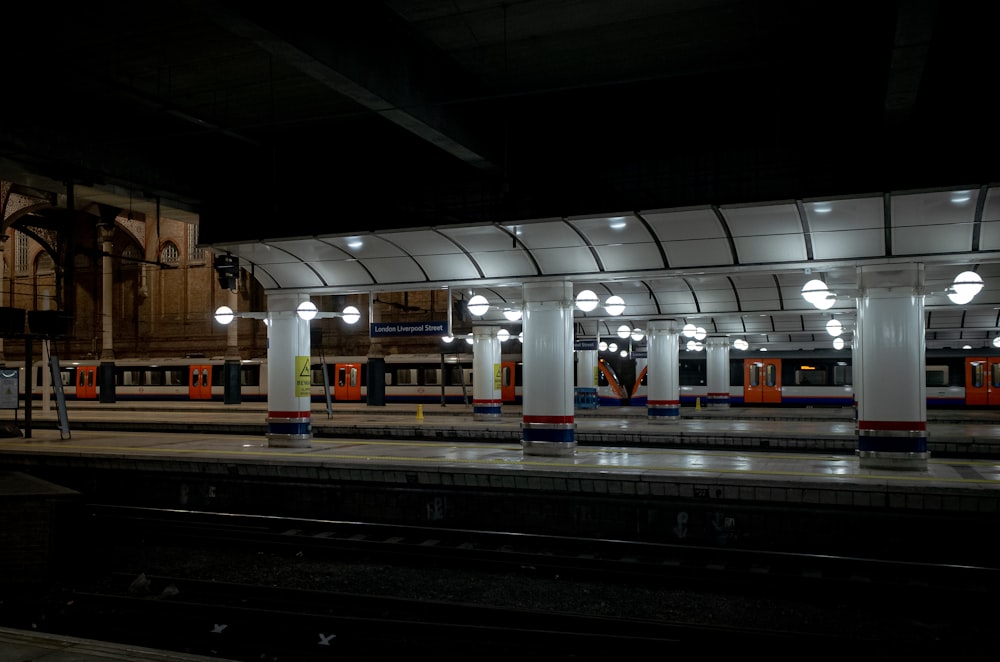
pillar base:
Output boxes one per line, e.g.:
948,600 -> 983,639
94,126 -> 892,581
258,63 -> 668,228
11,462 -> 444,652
267,434 -> 312,449
522,440 -> 576,456
856,450 -> 929,471
473,412 -> 503,421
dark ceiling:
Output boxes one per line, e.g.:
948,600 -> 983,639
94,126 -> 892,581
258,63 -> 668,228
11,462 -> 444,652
2,1 -> 997,244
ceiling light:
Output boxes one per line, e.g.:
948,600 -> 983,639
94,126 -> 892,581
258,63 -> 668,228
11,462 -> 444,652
214,305 -> 234,325
733,338 -> 749,351
617,324 -> 631,339
497,329 -> 510,341
342,305 -> 361,324
948,271 -> 984,304
503,309 -> 523,321
604,295 -> 625,316
825,319 -> 842,337
296,301 -> 318,321
575,290 -> 599,312
682,323 -> 697,338
833,337 -> 845,350
467,294 -> 490,316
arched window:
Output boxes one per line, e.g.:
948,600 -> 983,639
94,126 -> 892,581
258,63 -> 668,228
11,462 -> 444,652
36,253 -> 55,275
160,241 -> 179,265
122,244 -> 141,269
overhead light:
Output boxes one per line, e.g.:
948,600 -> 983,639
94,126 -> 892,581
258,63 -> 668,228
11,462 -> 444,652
682,323 -> 697,338
604,295 -> 625,316
950,191 -> 972,204
733,338 -> 749,351
442,335 -> 454,343
962,344 -> 972,350
833,337 -> 845,350
465,334 -> 474,345
947,271 -> 984,304
342,305 -> 361,324
825,319 -> 842,337
801,279 -> 835,309
346,237 -> 363,249
575,290 -> 599,312
993,337 -> 1000,349
619,349 -> 628,357
599,341 -> 608,351
467,294 -> 490,316
608,342 -> 618,352
503,308 -> 523,321
214,305 -> 234,325
296,301 -> 318,321
630,328 -> 644,341
617,324 -> 631,339
497,329 -> 510,341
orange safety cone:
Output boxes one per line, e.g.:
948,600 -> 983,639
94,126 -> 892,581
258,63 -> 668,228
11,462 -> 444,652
416,404 -> 424,421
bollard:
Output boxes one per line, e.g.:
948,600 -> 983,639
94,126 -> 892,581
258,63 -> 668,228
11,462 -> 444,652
695,396 -> 701,410
416,404 -> 424,421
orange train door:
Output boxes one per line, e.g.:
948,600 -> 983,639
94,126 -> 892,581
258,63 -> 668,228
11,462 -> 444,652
334,363 -> 361,401
965,357 -> 1000,406
76,366 -> 97,399
189,364 -> 212,399
500,361 -> 517,403
744,358 -> 782,404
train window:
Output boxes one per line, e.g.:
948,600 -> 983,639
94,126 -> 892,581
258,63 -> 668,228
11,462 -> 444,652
349,367 -> 358,387
423,368 -> 441,385
926,365 -> 949,387
992,363 -> 1000,389
397,369 -> 417,385
240,365 -> 260,386
166,369 -> 185,386
443,365 -> 466,386
794,369 -> 827,386
311,368 -> 326,386
764,364 -> 777,387
118,370 -> 142,386
968,363 -> 984,389
833,364 -> 852,385
502,365 -> 512,388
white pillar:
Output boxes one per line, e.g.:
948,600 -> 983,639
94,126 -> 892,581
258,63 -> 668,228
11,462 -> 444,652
266,292 -> 313,448
646,319 -> 680,421
855,263 -> 927,470
706,336 -> 731,407
521,281 -> 575,456
472,324 -> 502,420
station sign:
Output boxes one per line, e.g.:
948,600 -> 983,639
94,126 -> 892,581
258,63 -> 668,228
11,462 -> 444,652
370,321 -> 449,337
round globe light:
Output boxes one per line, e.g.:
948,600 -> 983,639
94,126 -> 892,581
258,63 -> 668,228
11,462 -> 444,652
608,342 -> 618,352
619,350 -> 628,358
517,332 -> 523,343
442,335 -> 454,343
801,279 -> 829,306
630,328 -> 644,341
604,295 -> 625,316
733,338 -> 749,351
825,319 -> 842,337
575,290 -> 599,312
465,334 -> 474,344
342,305 -> 361,324
993,336 -> 1000,349
503,309 -> 522,321
694,326 -> 706,341
617,324 -> 631,339
682,323 -> 697,338
814,294 -> 836,310
948,271 -> 984,304
833,337 -> 845,350
686,340 -> 697,351
467,294 -> 490,316
296,300 -> 318,321
214,305 -> 234,325
598,341 -> 608,351
497,329 -> 510,342
694,341 -> 704,351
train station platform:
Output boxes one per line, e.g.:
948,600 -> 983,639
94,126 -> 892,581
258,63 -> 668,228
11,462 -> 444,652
0,404 -> 998,566
0,626 -> 235,662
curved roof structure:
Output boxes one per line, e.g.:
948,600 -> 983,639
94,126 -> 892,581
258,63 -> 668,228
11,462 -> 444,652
206,184 -> 1000,350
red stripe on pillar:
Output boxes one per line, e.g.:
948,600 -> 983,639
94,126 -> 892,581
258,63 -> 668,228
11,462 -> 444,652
523,415 -> 574,424
857,420 -> 927,431
268,411 -> 312,419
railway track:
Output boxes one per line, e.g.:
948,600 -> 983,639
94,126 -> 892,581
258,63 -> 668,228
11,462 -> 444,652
14,504 -> 993,658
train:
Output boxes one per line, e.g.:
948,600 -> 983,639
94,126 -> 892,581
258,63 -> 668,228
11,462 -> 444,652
5,347 -> 999,409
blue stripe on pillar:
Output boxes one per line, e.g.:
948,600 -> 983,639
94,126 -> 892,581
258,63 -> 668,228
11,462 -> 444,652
857,436 -> 928,453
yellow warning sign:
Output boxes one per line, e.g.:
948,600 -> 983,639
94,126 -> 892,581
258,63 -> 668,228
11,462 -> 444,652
295,356 -> 311,398
493,363 -> 501,390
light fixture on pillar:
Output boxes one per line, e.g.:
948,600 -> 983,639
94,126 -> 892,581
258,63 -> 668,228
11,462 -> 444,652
467,294 -> 490,316
801,279 -> 835,310
599,341 -> 608,351
604,295 -> 625,316
682,323 -> 697,338
575,290 -> 599,312
616,324 -> 631,339
630,328 -> 644,341
214,305 -> 235,325
341,306 -> 361,324
442,335 -> 454,343
825,319 -> 843,337
503,308 -> 522,321
947,271 -> 984,304
497,329 -> 510,341
733,338 -> 749,351
833,337 -> 845,350
993,336 -> 1000,349
465,334 -> 474,345
296,301 -> 318,320
694,326 -> 706,341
